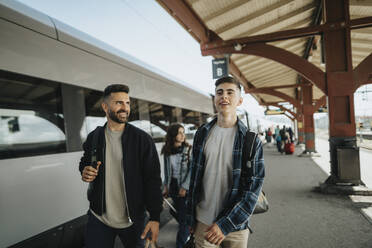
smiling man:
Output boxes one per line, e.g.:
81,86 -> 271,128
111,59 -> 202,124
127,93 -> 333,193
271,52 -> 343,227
186,76 -> 265,248
79,84 -> 162,248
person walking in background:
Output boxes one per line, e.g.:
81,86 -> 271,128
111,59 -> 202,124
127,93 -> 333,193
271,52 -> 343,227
266,128 -> 272,143
274,125 -> 280,144
276,130 -> 282,153
79,84 -> 163,248
287,127 -> 294,143
162,123 -> 192,248
186,76 -> 265,248
279,125 -> 287,154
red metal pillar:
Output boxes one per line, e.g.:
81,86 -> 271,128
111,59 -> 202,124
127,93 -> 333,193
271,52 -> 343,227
297,115 -> 305,144
296,89 -> 305,144
302,83 -> 316,153
323,0 -> 361,184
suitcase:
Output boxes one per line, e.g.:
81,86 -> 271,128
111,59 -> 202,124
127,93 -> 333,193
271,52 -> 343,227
285,142 -> 295,154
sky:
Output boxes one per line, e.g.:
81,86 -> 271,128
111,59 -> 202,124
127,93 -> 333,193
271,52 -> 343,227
15,0 -> 372,119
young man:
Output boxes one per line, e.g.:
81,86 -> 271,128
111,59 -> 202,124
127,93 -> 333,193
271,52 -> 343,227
186,76 -> 265,248
79,84 -> 163,248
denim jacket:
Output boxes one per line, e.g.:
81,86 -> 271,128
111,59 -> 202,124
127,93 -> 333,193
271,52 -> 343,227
186,117 -> 265,235
163,145 -> 192,190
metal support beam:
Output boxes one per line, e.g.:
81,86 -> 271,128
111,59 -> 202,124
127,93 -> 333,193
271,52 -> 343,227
353,53 -> 372,90
302,83 -> 316,153
202,43 -> 326,93
284,113 -> 295,121
296,92 -> 305,144
246,88 -> 300,109
245,83 -> 304,93
262,102 -> 297,119
323,0 -> 361,185
201,17 -> 372,49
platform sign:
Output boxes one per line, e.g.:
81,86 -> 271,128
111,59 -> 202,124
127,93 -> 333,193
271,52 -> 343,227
212,57 -> 229,79
264,109 -> 285,115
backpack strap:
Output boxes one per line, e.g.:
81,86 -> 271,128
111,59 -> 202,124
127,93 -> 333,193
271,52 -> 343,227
242,130 -> 258,178
246,131 -> 258,162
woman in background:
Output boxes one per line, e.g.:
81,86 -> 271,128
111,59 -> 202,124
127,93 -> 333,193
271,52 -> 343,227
162,123 -> 192,248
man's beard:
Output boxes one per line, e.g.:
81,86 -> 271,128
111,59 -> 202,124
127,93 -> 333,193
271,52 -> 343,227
108,108 -> 129,124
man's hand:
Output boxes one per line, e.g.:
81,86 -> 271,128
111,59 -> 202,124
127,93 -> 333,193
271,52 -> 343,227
205,223 -> 225,245
81,162 -> 101,182
178,188 -> 187,197
141,221 -> 159,243
162,186 -> 169,198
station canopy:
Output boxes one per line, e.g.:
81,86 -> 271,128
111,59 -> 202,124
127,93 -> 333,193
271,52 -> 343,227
157,0 -> 372,109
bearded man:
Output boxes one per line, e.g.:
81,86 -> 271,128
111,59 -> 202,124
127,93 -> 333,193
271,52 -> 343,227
79,84 -> 162,248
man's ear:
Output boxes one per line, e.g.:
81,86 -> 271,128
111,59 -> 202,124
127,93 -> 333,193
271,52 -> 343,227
101,101 -> 108,114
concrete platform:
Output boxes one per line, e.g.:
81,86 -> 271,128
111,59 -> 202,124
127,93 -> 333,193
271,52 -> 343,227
155,143 -> 372,248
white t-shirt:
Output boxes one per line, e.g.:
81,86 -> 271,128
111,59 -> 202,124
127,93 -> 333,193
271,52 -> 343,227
196,124 -> 237,225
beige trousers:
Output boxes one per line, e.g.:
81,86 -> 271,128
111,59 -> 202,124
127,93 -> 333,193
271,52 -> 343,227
194,222 -> 249,248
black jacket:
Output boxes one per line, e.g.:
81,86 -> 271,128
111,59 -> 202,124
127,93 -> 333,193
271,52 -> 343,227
79,123 -> 163,222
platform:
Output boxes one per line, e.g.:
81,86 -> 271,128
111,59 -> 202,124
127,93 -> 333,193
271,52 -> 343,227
155,142 -> 372,248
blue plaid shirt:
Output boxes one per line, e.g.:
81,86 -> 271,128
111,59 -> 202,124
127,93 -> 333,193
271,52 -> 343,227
186,117 -> 265,235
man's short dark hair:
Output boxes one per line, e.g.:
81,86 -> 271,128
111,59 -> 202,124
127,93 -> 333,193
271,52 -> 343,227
103,84 -> 129,101
215,76 -> 241,91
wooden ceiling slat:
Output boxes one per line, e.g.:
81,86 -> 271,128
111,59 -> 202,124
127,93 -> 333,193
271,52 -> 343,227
249,70 -> 295,83
239,46 -> 304,71
254,72 -> 297,83
215,0 -> 295,34
351,28 -> 372,34
350,0 -> 372,7
204,0 -> 253,23
188,0 -> 201,5
235,38 -> 307,65
351,45 -> 372,54
244,65 -> 291,80
352,38 -> 372,46
234,3 -> 316,38
241,56 -> 301,77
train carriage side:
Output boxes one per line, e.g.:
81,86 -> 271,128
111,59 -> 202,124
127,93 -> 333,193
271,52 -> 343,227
0,1 -> 213,247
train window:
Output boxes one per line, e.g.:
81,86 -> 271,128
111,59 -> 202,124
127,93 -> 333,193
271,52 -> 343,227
80,88 -> 105,141
0,71 -> 66,159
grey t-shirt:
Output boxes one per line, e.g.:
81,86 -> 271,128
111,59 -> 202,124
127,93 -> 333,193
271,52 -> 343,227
196,124 -> 237,225
91,127 -> 132,228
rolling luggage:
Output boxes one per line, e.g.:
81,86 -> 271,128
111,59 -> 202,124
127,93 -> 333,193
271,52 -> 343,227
285,142 -> 295,154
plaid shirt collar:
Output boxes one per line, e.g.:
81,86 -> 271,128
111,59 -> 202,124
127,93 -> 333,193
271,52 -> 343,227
199,116 -> 247,139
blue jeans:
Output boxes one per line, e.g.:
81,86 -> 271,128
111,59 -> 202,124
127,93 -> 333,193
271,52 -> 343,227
171,195 -> 190,248
169,178 -> 190,248
85,211 -> 145,248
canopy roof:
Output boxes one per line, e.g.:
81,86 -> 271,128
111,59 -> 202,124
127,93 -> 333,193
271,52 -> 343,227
157,0 -> 372,110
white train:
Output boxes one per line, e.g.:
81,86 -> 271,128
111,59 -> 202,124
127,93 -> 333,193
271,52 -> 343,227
0,0 -> 214,247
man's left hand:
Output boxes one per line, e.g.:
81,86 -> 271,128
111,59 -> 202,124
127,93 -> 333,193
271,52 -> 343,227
205,223 -> 225,245
178,188 -> 187,197
141,221 -> 159,242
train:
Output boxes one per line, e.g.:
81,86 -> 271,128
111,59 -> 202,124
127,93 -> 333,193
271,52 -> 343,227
0,1 -> 214,247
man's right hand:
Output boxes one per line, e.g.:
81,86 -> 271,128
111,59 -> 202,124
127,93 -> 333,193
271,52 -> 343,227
82,162 -> 101,182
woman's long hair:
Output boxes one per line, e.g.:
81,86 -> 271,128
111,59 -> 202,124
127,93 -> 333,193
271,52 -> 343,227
161,123 -> 189,156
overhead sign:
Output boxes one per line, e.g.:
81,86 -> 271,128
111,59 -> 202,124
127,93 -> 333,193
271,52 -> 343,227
212,57 -> 229,79
264,109 -> 285,115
